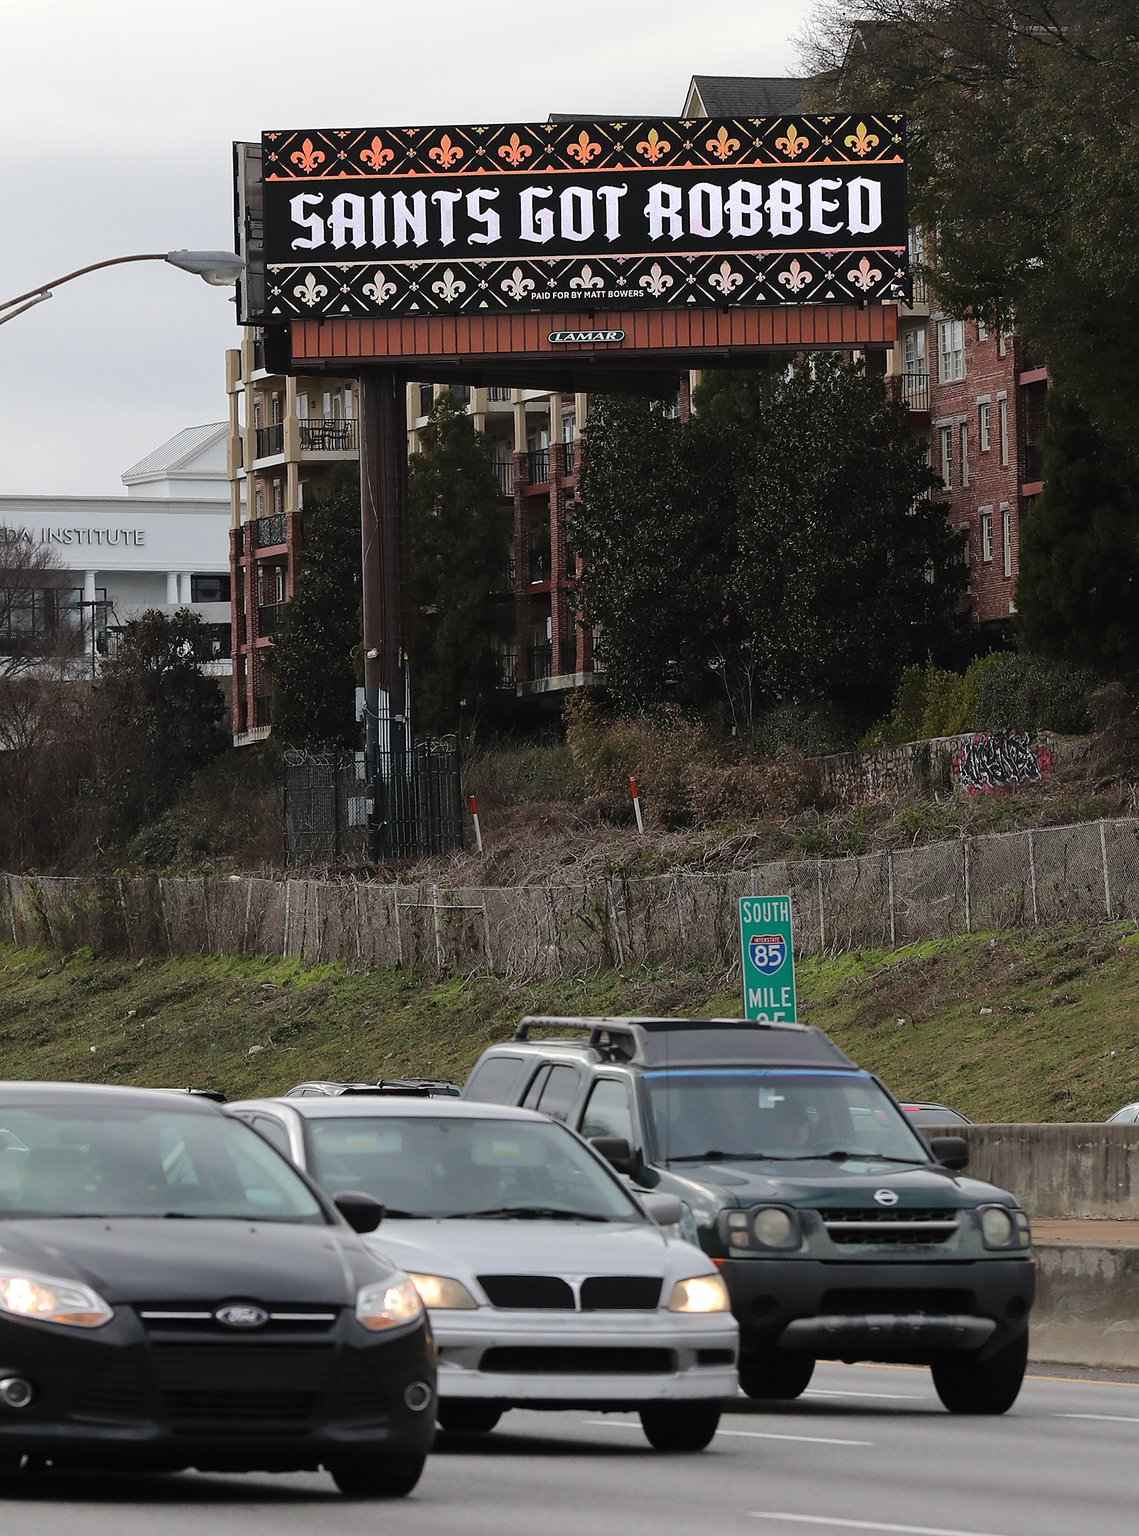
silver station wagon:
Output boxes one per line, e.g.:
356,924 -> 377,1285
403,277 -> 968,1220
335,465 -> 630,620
227,1096 -> 738,1451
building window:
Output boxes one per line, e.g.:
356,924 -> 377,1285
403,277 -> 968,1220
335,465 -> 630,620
998,331 -> 1008,358
960,423 -> 970,487
976,317 -> 989,343
272,481 -> 284,516
998,396 -> 1009,467
418,384 -> 434,417
939,426 -> 953,490
938,319 -> 966,383
979,401 -> 992,452
1001,504 -> 1013,577
980,507 -> 994,562
191,574 -> 232,604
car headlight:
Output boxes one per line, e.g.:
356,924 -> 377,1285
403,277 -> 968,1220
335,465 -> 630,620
752,1206 -> 800,1250
355,1278 -> 425,1332
406,1272 -> 479,1310
979,1205 -> 1029,1249
666,1273 -> 732,1313
0,1273 -> 113,1329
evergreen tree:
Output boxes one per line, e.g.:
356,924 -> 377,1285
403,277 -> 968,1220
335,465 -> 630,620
270,467 -> 362,750
1015,391 -> 1139,674
93,608 -> 227,836
407,391 -> 512,736
576,360 -> 963,733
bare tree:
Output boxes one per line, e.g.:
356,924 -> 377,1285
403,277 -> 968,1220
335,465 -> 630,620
0,529 -> 83,676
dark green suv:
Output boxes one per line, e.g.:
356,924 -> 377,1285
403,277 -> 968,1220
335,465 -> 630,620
463,1016 -> 1035,1415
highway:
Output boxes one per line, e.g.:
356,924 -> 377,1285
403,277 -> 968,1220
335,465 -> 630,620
1,1361 -> 1135,1535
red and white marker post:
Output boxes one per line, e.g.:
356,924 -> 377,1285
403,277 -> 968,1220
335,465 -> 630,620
630,775 -> 644,834
468,794 -> 484,854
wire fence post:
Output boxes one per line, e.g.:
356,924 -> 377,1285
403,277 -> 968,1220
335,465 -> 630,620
432,884 -> 444,971
283,880 -> 292,958
1027,832 -> 1039,925
243,878 -> 254,955
963,839 -> 972,935
606,878 -> 626,968
393,890 -> 403,966
817,860 -> 826,952
1100,821 -> 1113,920
481,903 -> 494,971
887,851 -> 896,947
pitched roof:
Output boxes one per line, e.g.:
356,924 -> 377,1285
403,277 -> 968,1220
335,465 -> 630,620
683,76 -> 810,116
120,422 -> 227,481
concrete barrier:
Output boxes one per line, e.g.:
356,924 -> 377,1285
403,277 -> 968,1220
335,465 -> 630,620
1032,1242 -> 1139,1369
923,1123 -> 1139,1220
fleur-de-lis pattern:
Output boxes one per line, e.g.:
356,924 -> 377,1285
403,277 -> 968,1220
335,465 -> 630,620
566,131 -> 602,164
705,126 -> 740,161
258,116 -> 908,318
498,132 -> 533,168
635,128 -> 670,162
428,134 -> 463,170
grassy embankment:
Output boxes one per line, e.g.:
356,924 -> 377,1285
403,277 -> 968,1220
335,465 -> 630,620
1,927 -> 1137,1119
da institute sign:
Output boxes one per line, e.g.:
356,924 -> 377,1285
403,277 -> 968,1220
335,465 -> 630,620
739,896 -> 798,1023
254,115 -> 908,320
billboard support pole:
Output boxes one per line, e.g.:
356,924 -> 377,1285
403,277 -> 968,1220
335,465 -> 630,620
359,367 -> 410,862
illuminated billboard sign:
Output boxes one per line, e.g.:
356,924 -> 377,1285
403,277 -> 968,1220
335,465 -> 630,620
254,115 -> 907,320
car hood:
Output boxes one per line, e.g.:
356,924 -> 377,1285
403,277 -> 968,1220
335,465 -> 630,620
361,1216 -> 699,1282
662,1159 -> 1017,1210
0,1218 -> 386,1305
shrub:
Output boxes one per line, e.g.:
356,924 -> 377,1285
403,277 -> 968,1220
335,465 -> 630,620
971,653 -> 1096,734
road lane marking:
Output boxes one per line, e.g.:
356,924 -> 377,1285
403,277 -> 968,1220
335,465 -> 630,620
748,1513 -> 1012,1536
1055,1412 -> 1139,1422
804,1388 -> 921,1401
582,1420 -> 872,1447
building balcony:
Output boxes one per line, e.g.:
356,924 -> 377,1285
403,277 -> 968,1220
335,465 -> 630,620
299,417 -> 359,453
254,423 -> 284,460
525,447 -> 550,486
899,371 -> 931,414
1021,442 -> 1045,492
252,512 -> 287,549
526,643 -> 553,682
492,461 -> 515,496
529,550 -> 551,585
563,441 -> 577,478
257,603 -> 281,638
252,696 -> 272,728
493,651 -> 518,689
488,386 -> 513,403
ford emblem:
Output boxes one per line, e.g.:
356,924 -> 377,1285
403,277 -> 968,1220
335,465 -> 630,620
873,1188 -> 899,1207
215,1304 -> 269,1329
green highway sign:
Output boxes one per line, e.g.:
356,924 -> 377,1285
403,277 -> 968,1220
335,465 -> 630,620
739,895 -> 798,1023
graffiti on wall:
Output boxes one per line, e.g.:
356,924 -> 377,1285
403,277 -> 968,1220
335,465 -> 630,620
953,731 -> 1056,795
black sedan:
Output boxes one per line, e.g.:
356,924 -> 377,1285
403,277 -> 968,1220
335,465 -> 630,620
0,1082 -> 436,1495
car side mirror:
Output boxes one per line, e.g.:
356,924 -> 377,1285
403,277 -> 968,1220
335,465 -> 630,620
590,1136 -> 638,1175
640,1192 -> 685,1228
928,1135 -> 969,1171
333,1190 -> 385,1234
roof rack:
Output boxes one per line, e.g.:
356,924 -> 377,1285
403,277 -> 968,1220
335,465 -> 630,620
513,1015 -> 852,1070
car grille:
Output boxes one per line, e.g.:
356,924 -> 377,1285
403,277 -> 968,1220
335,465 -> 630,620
70,1358 -> 154,1424
136,1305 -> 339,1335
476,1275 -> 662,1310
480,1347 -> 674,1375
151,1343 -> 336,1436
818,1208 -> 961,1245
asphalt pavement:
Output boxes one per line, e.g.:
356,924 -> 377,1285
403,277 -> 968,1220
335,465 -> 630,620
2,1360 -> 1136,1536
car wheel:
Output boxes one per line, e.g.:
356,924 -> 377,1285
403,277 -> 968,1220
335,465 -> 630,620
739,1349 -> 816,1400
436,1402 -> 504,1434
639,1401 -> 721,1452
931,1331 -> 1029,1415
328,1454 -> 426,1498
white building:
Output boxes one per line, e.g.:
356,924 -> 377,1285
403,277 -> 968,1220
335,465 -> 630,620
0,424 -> 234,674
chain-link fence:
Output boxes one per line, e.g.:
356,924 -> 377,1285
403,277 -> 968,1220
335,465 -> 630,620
5,816 -> 1139,979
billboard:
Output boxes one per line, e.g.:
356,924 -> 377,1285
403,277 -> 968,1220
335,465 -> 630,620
252,115 -> 907,322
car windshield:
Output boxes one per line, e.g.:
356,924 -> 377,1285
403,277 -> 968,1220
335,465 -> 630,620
642,1070 -> 932,1164
305,1115 -> 644,1221
0,1103 -> 327,1223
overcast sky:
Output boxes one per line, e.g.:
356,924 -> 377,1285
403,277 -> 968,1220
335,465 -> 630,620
1,0 -> 816,496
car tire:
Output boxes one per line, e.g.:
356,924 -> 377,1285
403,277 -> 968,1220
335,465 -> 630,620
328,1454 -> 426,1498
739,1349 -> 816,1400
639,1401 -> 721,1451
436,1402 -> 504,1434
931,1330 -> 1029,1415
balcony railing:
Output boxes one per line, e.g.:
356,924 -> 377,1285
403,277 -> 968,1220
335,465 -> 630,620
254,422 -> 284,459
493,651 -> 518,689
526,447 -> 550,485
529,550 -> 551,584
494,556 -> 517,593
252,695 -> 272,728
563,441 -> 577,477
526,643 -> 553,682
488,386 -> 512,402
492,460 -> 515,496
900,371 -> 931,412
299,417 -> 358,452
1022,443 -> 1045,484
252,512 -> 287,549
257,603 -> 281,638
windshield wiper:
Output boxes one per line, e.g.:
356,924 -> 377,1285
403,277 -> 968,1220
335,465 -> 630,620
666,1150 -> 785,1163
442,1206 -> 611,1221
815,1150 -> 927,1164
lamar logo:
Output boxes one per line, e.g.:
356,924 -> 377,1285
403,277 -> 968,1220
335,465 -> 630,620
548,330 -> 626,344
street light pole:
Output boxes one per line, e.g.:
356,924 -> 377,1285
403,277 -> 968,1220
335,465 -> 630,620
0,249 -> 245,326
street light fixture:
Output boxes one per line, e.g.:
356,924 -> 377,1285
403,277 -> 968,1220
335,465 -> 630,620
0,249 -> 246,326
